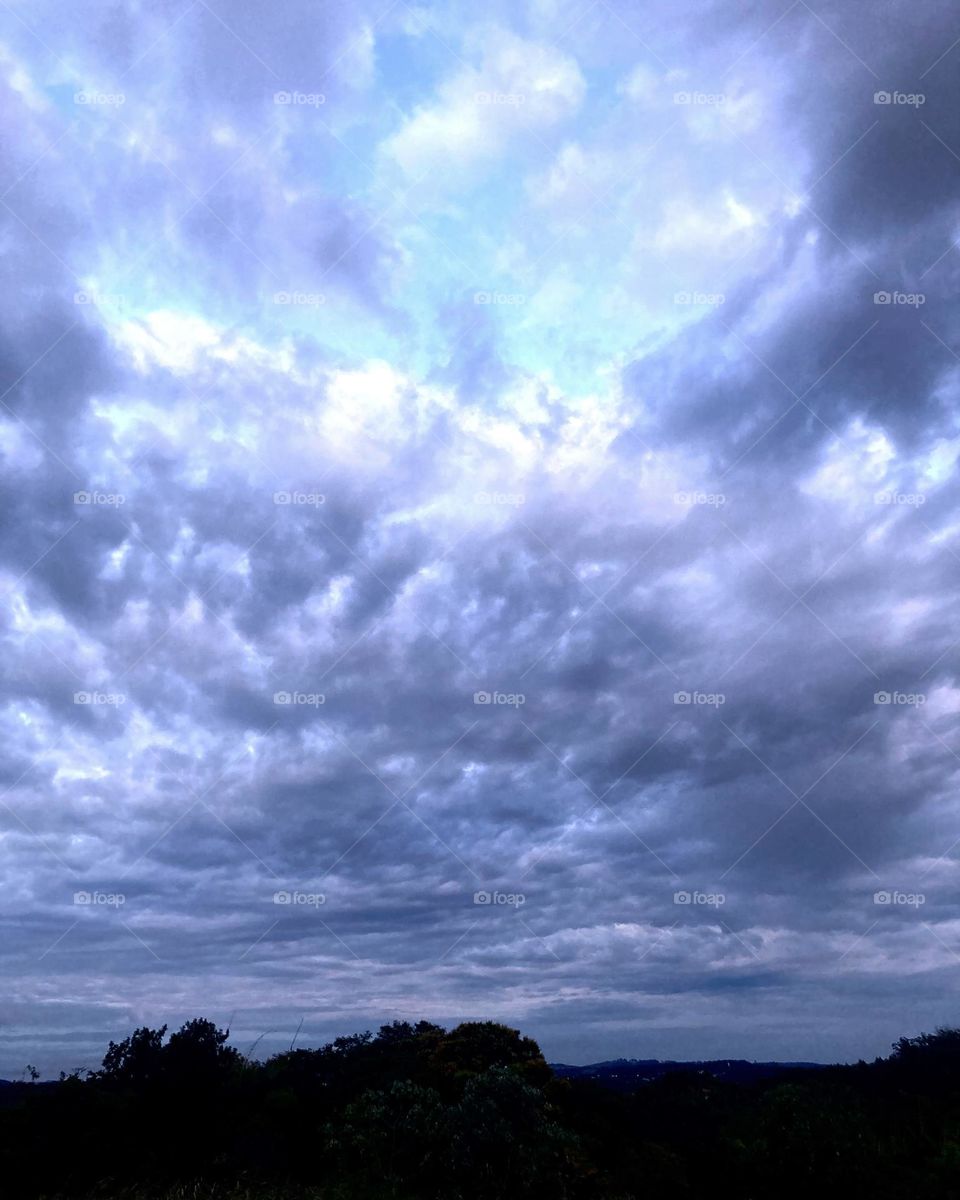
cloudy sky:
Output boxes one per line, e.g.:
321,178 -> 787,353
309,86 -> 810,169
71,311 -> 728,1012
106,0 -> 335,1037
1,0 -> 959,1075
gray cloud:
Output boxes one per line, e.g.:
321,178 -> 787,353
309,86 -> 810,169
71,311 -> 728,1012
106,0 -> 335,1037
1,0 -> 959,1077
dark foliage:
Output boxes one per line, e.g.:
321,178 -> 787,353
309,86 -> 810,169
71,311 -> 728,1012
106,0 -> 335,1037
3,1020 -> 960,1197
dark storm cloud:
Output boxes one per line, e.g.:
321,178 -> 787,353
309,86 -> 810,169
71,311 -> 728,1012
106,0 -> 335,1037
624,0 -> 960,457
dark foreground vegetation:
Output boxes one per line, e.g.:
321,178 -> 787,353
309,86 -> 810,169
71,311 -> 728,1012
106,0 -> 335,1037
3,1019 -> 960,1199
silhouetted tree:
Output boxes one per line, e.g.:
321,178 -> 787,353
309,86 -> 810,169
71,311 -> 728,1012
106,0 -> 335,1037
98,1023 -> 167,1085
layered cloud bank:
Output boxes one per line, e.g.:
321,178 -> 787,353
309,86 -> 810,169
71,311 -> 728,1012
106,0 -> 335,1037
1,0 -> 959,1072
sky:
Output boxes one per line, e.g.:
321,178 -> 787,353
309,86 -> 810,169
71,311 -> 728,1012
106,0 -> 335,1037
1,0 -> 959,1076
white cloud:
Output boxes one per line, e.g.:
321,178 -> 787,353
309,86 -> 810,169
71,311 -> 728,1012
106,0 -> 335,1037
382,28 -> 585,179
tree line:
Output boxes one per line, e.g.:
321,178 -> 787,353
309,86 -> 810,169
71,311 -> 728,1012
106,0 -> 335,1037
2,1017 -> 960,1197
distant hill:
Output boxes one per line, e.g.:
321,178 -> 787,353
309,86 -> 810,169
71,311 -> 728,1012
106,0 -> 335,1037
550,1057 -> 827,1089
